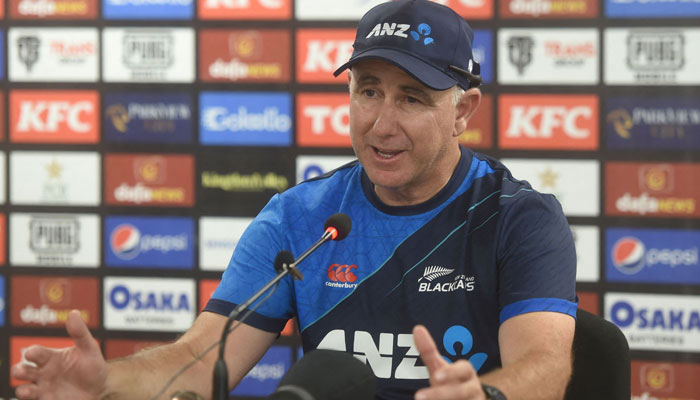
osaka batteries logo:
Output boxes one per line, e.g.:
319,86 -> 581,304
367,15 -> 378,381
110,224 -> 141,260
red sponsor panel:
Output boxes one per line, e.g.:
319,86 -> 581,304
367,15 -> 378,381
443,0 -> 493,19
458,94 -> 493,149
0,214 -> 5,265
296,29 -> 355,84
499,0 -> 597,18
10,0 -> 97,19
199,29 -> 291,83
104,153 -> 195,207
0,0 -> 4,17
0,92 -> 5,141
499,94 -> 598,150
631,361 -> 700,399
199,279 -> 219,312
605,162 -> 700,218
198,0 -> 291,20
10,276 -> 99,328
10,336 -> 77,387
576,292 -> 598,316
104,339 -> 168,360
297,93 -> 352,148
10,90 -> 99,143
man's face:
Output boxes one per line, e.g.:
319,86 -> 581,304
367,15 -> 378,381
348,59 -> 474,206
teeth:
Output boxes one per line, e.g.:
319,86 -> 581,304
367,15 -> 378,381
376,149 -> 398,158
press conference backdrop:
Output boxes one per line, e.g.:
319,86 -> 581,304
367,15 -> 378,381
0,0 -> 699,398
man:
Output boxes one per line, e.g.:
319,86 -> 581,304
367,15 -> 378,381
12,1 -> 577,399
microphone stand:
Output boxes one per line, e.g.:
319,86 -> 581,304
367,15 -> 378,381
212,254 -> 297,400
212,213 -> 351,400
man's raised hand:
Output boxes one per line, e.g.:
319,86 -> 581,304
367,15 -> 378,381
413,325 -> 486,400
11,310 -> 107,400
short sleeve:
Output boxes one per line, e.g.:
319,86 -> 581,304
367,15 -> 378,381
495,191 -> 578,324
204,194 -> 296,333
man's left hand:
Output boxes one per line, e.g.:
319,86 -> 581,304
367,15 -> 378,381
413,325 -> 486,400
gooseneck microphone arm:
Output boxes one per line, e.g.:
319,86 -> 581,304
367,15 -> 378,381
212,250 -> 295,400
212,213 -> 352,400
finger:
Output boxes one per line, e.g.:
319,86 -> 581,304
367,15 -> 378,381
23,345 -> 54,367
436,359 -> 477,383
413,325 -> 448,376
11,362 -> 40,382
66,309 -> 98,353
15,383 -> 40,399
414,381 -> 483,400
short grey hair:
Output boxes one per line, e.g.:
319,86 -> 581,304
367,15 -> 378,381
452,86 -> 466,106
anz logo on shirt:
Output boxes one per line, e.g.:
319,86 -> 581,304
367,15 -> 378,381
316,325 -> 487,379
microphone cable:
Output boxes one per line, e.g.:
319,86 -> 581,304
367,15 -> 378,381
149,280 -> 281,400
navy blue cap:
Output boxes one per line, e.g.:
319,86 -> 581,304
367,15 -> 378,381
333,0 -> 481,90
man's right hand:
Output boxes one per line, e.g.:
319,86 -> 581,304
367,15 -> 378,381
11,310 -> 107,400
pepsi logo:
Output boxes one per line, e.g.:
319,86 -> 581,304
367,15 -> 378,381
111,224 -> 141,260
612,236 -> 646,274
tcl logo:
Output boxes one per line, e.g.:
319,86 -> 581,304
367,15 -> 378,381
297,93 -> 351,148
499,95 -> 598,150
296,29 -> 354,83
10,90 -> 99,143
199,0 -> 290,19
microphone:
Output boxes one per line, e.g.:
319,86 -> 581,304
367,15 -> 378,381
292,213 -> 352,273
267,350 -> 376,400
274,250 -> 301,280
213,214 -> 352,400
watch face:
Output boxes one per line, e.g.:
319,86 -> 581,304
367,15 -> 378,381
483,384 -> 506,400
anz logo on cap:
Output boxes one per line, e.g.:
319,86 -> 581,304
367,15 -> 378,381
410,23 -> 434,45
365,22 -> 436,46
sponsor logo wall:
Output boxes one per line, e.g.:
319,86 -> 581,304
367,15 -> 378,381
103,92 -> 193,144
605,28 -> 700,85
606,96 -> 700,150
0,0 -> 698,398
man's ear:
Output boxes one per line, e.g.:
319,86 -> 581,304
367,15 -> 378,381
454,88 -> 482,137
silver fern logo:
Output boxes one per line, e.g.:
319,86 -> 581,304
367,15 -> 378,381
418,266 -> 476,293
418,265 -> 454,282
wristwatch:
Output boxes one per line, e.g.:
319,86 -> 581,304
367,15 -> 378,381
482,384 -> 507,400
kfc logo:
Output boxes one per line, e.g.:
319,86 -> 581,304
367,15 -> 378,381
10,90 -> 99,143
296,29 -> 354,83
297,93 -> 351,147
499,95 -> 598,150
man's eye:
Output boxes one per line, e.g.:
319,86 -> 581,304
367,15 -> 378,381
363,89 -> 377,97
405,96 -> 420,104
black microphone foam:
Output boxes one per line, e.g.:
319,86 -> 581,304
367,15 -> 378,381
324,213 -> 352,241
274,250 -> 295,274
268,349 -> 375,400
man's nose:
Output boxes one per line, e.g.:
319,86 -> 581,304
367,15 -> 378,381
372,99 -> 400,136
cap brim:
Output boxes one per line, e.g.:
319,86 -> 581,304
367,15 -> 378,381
333,48 -> 458,91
